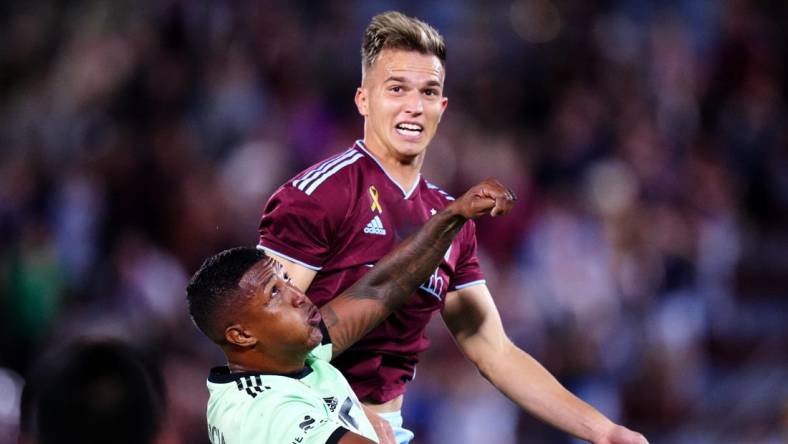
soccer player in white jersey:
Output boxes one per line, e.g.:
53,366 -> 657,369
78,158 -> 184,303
258,11 -> 648,444
189,181 -> 515,443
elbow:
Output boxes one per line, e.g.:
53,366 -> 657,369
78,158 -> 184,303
467,338 -> 516,383
475,358 -> 496,383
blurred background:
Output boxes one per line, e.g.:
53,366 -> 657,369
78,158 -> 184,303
1,0 -> 786,443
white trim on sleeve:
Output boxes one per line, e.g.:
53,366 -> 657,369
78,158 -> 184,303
452,279 -> 487,290
256,245 -> 323,271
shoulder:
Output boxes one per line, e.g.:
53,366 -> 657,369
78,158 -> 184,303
261,145 -> 369,222
422,178 -> 457,204
420,178 -> 479,237
208,367 -> 278,402
210,371 -> 316,415
287,145 -> 367,199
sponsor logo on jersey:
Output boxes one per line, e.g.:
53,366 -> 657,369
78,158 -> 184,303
420,268 -> 445,300
298,415 -> 316,432
292,418 -> 330,443
419,245 -> 452,300
363,215 -> 387,235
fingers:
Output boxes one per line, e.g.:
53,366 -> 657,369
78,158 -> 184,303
602,426 -> 648,444
452,178 -> 517,219
372,420 -> 395,444
483,179 -> 516,218
492,189 -> 516,217
363,406 -> 396,444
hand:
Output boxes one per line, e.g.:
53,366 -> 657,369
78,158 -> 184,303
450,178 -> 516,219
362,405 -> 396,444
594,424 -> 649,444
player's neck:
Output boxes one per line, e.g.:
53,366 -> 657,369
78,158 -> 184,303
225,350 -> 307,375
361,139 -> 423,192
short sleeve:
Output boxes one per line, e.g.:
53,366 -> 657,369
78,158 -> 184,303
258,186 -> 337,270
449,221 -> 486,291
242,397 -> 351,444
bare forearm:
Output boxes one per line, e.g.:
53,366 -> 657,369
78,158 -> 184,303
481,343 -> 614,442
349,208 -> 466,307
323,179 -> 515,357
323,208 -> 466,350
446,285 -> 647,444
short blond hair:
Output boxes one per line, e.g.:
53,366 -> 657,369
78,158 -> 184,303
361,11 -> 446,75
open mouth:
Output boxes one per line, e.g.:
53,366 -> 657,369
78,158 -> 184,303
307,306 -> 322,326
395,122 -> 423,137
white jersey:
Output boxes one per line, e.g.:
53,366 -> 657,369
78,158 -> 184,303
206,341 -> 378,443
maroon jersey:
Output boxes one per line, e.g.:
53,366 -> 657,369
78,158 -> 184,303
258,140 -> 484,403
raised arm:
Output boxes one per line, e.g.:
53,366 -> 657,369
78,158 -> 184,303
321,179 -> 516,357
442,284 -> 648,444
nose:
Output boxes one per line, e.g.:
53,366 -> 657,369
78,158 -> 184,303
290,289 -> 308,307
404,91 -> 424,116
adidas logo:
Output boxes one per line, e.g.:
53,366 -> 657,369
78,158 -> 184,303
363,215 -> 387,235
323,396 -> 338,412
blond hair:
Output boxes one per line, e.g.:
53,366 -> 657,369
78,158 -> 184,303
361,11 -> 446,75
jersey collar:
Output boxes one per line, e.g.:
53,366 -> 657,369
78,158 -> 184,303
354,140 -> 421,199
208,320 -> 330,384
208,365 -> 314,384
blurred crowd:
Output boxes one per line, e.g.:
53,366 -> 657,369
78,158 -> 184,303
1,1 -> 786,443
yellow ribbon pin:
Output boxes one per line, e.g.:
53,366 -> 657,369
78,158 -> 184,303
369,185 -> 383,214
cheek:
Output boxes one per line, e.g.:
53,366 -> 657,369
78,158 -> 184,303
373,94 -> 399,113
427,104 -> 445,125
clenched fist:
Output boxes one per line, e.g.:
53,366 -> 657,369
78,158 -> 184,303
448,178 -> 517,219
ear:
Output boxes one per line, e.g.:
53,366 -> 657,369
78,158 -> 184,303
355,87 -> 369,116
438,96 -> 449,122
225,324 -> 257,348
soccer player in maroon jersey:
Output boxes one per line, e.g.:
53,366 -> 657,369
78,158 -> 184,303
258,11 -> 648,444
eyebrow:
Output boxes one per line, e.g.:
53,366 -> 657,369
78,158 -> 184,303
250,270 -> 276,305
259,270 -> 275,290
384,76 -> 442,88
384,76 -> 409,84
240,260 -> 275,293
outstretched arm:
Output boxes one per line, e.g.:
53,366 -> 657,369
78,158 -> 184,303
442,284 -> 648,444
321,179 -> 516,358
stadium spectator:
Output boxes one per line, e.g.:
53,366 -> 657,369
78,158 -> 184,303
19,338 -> 164,444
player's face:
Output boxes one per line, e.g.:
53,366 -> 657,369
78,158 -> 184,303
237,257 -> 323,356
356,49 -> 448,162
